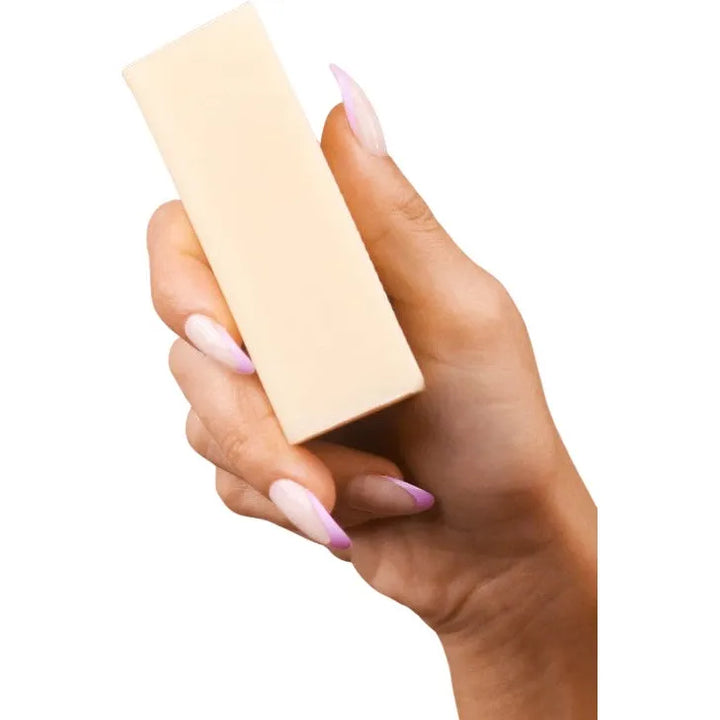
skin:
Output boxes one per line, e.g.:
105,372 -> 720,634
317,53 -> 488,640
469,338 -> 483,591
147,105 -> 597,719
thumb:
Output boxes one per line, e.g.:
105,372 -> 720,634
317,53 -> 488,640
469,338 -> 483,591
321,65 -> 478,314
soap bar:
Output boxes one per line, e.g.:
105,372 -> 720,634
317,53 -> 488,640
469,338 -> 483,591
124,4 -> 423,443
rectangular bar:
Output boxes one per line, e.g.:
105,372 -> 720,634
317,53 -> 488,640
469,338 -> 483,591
124,4 -> 423,443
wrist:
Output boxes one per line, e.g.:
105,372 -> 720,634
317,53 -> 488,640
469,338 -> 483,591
438,563 -> 596,720
435,464 -> 597,719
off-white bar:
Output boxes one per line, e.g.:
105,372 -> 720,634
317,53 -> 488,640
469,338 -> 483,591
124,4 -> 423,443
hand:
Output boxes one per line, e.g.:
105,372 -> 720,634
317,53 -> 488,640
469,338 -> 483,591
146,67 -> 596,719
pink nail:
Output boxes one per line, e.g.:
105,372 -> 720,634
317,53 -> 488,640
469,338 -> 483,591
184,314 -> 254,374
269,479 -> 351,550
330,64 -> 388,156
346,475 -> 435,514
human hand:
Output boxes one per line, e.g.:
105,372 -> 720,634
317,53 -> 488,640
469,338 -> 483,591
147,67 -> 596,719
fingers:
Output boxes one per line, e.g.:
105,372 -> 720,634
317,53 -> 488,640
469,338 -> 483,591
147,201 -> 254,374
307,440 -> 435,521
187,408 -> 434,525
170,338 -> 350,549
322,70 -> 482,311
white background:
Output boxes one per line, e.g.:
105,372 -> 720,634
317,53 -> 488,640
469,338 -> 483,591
1,0 -> 718,717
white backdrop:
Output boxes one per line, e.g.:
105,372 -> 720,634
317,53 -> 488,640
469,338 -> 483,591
1,1 -> 718,717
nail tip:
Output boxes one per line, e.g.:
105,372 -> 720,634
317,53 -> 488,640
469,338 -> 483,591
415,493 -> 436,511
329,63 -> 352,99
328,62 -> 345,79
330,535 -> 352,550
386,477 -> 436,512
328,64 -> 387,157
230,344 -> 255,374
306,489 -> 351,549
185,313 -> 254,374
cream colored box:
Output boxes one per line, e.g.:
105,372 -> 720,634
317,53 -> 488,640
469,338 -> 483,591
124,4 -> 423,443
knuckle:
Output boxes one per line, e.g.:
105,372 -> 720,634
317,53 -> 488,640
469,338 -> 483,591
392,189 -> 437,232
215,472 -> 241,511
167,338 -> 188,377
219,428 -> 254,474
185,412 -> 207,456
442,274 -> 518,349
215,470 -> 230,500
150,272 -> 180,319
483,278 -> 514,321
215,473 -> 258,518
146,200 -> 182,252
474,278 -> 518,337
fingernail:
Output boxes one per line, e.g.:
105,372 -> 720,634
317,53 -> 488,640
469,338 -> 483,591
346,475 -> 435,515
269,479 -> 351,550
184,314 -> 254,374
330,64 -> 388,156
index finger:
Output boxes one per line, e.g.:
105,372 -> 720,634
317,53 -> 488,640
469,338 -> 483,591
147,200 -> 254,374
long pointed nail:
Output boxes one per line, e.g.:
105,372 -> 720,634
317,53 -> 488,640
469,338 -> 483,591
330,64 -> 388,156
184,314 -> 255,374
346,475 -> 435,515
269,480 -> 351,550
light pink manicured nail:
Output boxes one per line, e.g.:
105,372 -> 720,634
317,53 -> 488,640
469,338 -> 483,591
346,475 -> 435,515
330,64 -> 388,156
184,314 -> 254,374
269,479 -> 351,550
